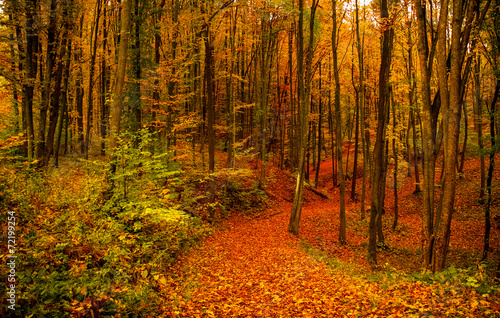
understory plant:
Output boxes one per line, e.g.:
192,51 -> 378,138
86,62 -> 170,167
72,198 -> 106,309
0,130 -> 209,316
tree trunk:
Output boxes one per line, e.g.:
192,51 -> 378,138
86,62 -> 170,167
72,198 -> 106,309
415,0 -> 437,269
391,88 -> 399,231
23,0 -> 38,163
76,14 -> 85,154
483,78 -> 499,260
474,56 -> 486,202
55,38 -> 72,167
131,0 -> 142,133
226,7 -> 238,169
100,4 -> 110,156
351,85 -> 360,201
368,0 -> 394,265
85,0 -> 102,159
458,100 -> 468,175
332,0 -> 346,244
315,62 -> 323,188
355,0 -> 368,219
259,10 -> 275,185
433,0 -> 464,272
43,16 -> 67,167
289,0 -> 308,235
109,0 -> 133,151
36,0 -> 58,162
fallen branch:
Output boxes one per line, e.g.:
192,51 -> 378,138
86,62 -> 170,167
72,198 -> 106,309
305,186 -> 329,199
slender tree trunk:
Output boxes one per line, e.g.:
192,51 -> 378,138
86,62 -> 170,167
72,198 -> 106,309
474,56 -> 486,202
109,0 -> 133,151
100,5 -> 110,156
458,100 -> 468,175
226,7 -> 238,169
131,0 -> 142,133
44,15 -> 67,167
483,78 -> 499,260
289,0 -> 310,235
36,0 -> 58,162
315,62 -> 323,188
355,0 -> 368,219
85,0 -> 102,159
415,0 -> 437,269
332,0 -> 346,244
152,0 -> 166,152
23,0 -> 38,163
368,0 -> 394,265
76,14 -> 85,154
55,38 -> 72,167
328,64 -> 337,188
7,12 -> 21,134
433,0 -> 463,272
204,23 -> 217,220
351,87 -> 360,200
288,28 -> 296,168
166,0 -> 180,154
411,109 -> 422,194
259,11 -> 275,185
391,88 -> 399,231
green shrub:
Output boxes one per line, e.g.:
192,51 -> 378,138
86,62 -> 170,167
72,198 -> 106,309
0,130 -> 209,316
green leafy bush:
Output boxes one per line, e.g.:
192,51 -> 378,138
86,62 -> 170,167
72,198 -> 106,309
0,130 -> 209,316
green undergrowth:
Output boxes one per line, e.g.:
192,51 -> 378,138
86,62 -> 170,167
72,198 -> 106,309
221,178 -> 268,215
0,130 -> 211,317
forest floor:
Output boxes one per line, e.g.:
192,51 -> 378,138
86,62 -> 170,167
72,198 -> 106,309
159,151 -> 500,317
2,140 -> 500,317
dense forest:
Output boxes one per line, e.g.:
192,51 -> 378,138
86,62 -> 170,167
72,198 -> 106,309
1,0 -> 500,316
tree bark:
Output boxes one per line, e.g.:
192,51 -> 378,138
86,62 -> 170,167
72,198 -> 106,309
55,37 -> 72,167
332,0 -> 346,244
368,0 -> 394,265
483,78 -> 499,260
36,0 -> 58,163
43,9 -> 67,167
474,56 -> 486,202
109,0 -> 133,151
289,0 -> 307,235
415,0 -> 437,269
391,88 -> 399,231
315,62 -> 323,188
85,0 -> 102,159
23,0 -> 38,163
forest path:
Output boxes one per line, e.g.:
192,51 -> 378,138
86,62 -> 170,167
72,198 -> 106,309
160,159 -> 499,317
162,199 -> 409,317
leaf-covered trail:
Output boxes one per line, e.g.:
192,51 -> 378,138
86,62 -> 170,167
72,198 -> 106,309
163,203 -> 372,317
160,197 -> 495,317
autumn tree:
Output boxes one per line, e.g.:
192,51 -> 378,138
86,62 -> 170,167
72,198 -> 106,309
109,0 -> 133,151
289,0 -> 319,235
416,0 -> 491,271
480,0 -> 500,260
368,0 -> 395,266
332,0 -> 347,244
